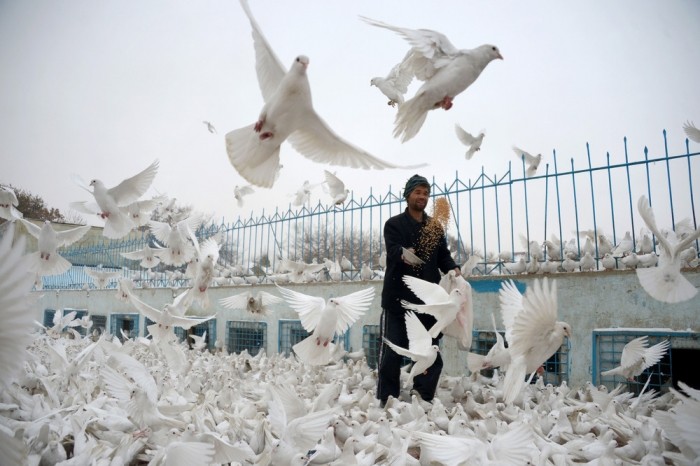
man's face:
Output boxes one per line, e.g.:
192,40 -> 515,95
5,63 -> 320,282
407,185 -> 430,212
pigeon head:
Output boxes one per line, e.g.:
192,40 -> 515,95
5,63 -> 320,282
293,55 -> 309,70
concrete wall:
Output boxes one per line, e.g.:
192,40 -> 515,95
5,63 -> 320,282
33,269 -> 700,387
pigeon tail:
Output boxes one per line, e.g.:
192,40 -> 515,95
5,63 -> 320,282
103,211 -> 136,239
226,125 -> 281,188
502,356 -> 527,404
293,335 -> 335,366
25,251 -> 72,277
466,352 -> 486,373
393,94 -> 430,143
636,266 -> 698,304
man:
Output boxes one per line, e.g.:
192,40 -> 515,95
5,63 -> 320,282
376,174 -> 461,406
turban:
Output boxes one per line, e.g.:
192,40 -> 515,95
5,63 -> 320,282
403,174 -> 430,199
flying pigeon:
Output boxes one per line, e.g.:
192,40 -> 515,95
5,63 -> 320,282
219,290 -> 284,316
84,265 -> 121,289
636,195 -> 700,303
187,235 -> 222,309
276,285 -> 375,365
512,146 -> 542,178
499,278 -> 572,404
383,311 -> 440,389
70,160 -> 159,239
123,194 -> 166,228
18,219 -> 91,276
0,223 -> 36,388
466,311 -> 510,373
120,243 -> 162,269
601,336 -> 670,380
683,121 -> 700,143
454,124 -> 485,160
361,16 -> 502,142
291,180 -> 322,207
369,50 -> 415,107
149,212 -> 205,266
234,184 -> 255,208
0,185 -> 23,221
203,120 -> 217,134
226,0 -> 423,189
437,270 -> 474,350
400,275 -> 464,338
323,170 -> 350,205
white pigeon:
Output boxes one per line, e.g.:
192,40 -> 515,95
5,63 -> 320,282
234,184 -> 255,208
291,180 -> 322,207
226,0 -> 421,189
276,285 -> 375,365
203,120 -> 217,133
18,219 -> 91,276
601,336 -> 670,381
84,265 -> 121,289
70,159 -> 159,238
401,247 -> 424,265
361,16 -> 502,142
323,170 -> 350,205
454,124 -> 485,160
400,275 -> 464,338
369,50 -> 415,107
437,270 -> 474,350
383,311 -> 440,389
123,194 -> 166,228
219,290 -> 284,316
188,235 -> 221,309
0,223 -> 36,388
120,243 -> 161,269
612,231 -> 634,257
512,146 -> 542,177
499,278 -> 572,404
683,120 -> 700,143
149,212 -> 204,266
467,312 -> 510,373
0,185 -> 23,221
637,195 -> 700,303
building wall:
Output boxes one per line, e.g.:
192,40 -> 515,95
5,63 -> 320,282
33,269 -> 700,387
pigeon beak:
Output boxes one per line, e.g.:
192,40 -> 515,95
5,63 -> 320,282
497,52 -> 504,60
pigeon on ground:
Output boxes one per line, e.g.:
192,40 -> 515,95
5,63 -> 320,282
683,121 -> 700,143
369,50 -> 415,107
601,336 -> 670,381
499,278 -> 572,404
636,195 -> 700,303
512,146 -> 542,178
234,184 -> 255,208
323,170 -> 350,205
70,160 -> 159,239
203,120 -> 217,134
383,311 -> 440,389
219,290 -> 284,316
0,185 -> 23,221
226,0 -> 422,189
276,285 -> 375,365
454,124 -> 485,160
18,219 -> 91,276
361,16 -> 502,142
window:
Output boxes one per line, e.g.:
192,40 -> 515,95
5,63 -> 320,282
110,314 -> 140,341
593,329 -> 698,393
175,319 -> 217,351
227,321 -> 267,355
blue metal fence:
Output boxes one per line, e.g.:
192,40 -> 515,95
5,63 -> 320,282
38,131 -> 699,289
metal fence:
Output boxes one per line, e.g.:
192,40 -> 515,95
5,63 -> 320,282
38,131 -> 699,290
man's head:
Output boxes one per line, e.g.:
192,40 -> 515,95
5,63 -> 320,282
403,174 -> 430,200
404,174 -> 430,214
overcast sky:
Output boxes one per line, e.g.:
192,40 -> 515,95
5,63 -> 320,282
1,0 -> 699,226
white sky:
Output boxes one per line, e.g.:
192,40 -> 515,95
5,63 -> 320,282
1,0 -> 699,225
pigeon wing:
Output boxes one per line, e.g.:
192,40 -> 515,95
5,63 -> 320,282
276,285 -> 326,332
403,275 -> 448,304
455,124 -> 477,145
219,291 -> 252,310
332,287 -> 375,334
683,121 -> 700,143
54,225 -> 91,248
239,0 -> 287,102
498,279 -> 523,345
107,160 -> 159,206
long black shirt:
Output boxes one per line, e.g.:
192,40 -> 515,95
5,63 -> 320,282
381,208 -> 458,312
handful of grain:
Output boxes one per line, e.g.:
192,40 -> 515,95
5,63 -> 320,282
416,197 -> 451,260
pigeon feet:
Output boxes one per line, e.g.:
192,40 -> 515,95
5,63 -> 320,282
254,119 -> 265,132
387,100 -> 397,107
439,96 -> 453,110
259,131 -> 273,140
100,212 -> 110,219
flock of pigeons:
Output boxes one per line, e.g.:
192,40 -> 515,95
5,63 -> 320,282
1,221 -> 699,465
